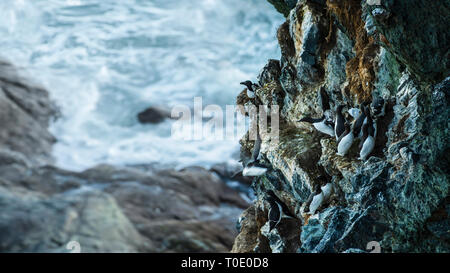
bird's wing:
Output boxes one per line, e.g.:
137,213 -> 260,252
251,130 -> 262,162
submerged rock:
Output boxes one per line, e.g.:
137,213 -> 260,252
137,105 -> 173,124
232,0 -> 449,253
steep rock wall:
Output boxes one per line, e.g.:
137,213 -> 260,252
233,0 -> 449,253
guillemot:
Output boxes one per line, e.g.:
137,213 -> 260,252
352,103 -> 368,139
308,181 -> 334,215
240,80 -> 260,99
265,190 -> 295,231
334,104 -> 346,141
318,87 -> 332,117
233,131 -> 269,177
298,115 -> 335,137
337,122 -> 357,156
359,106 -> 376,161
337,121 -> 350,144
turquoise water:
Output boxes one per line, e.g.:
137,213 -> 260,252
0,0 -> 283,171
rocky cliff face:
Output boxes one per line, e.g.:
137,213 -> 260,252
232,0 -> 449,253
0,60 -> 249,253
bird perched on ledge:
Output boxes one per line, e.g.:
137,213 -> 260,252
240,80 -> 260,99
233,130 -> 270,178
359,106 -> 376,161
298,115 -> 335,137
335,104 -> 346,141
265,190 -> 295,231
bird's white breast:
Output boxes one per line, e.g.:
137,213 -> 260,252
321,183 -> 334,200
309,192 -> 324,215
314,121 -> 335,137
337,133 -> 354,156
247,89 -> 255,98
243,166 -> 267,176
359,135 -> 375,160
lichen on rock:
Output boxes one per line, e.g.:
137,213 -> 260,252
232,0 -> 449,253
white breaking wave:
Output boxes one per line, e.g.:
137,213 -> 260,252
0,0 -> 283,171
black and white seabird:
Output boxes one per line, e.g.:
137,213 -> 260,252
337,121 -> 350,144
303,184 -> 320,213
240,80 -> 260,99
265,190 -> 295,231
308,180 -> 334,215
359,106 -> 376,161
334,104 -> 346,141
233,131 -> 269,178
359,122 -> 369,150
318,87 -> 331,115
299,115 -> 335,137
352,103 -> 368,139
337,121 -> 357,156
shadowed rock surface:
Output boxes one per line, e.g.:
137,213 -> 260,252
232,0 -> 449,253
0,60 -> 249,253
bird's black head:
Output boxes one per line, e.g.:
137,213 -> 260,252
240,80 -> 253,90
336,104 -> 345,112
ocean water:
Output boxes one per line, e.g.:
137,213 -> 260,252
0,0 -> 283,171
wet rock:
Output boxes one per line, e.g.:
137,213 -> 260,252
0,162 -> 249,252
0,60 -> 57,166
137,105 -> 172,124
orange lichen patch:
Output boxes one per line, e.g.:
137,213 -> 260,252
379,33 -> 390,47
303,214 -> 312,226
326,0 -> 380,103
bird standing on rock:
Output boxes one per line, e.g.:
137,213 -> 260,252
233,130 -> 269,178
240,80 -> 260,99
265,190 -> 295,231
337,122 -> 357,156
359,106 -> 376,161
335,104 -> 346,141
352,103 -> 368,139
298,115 -> 335,137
